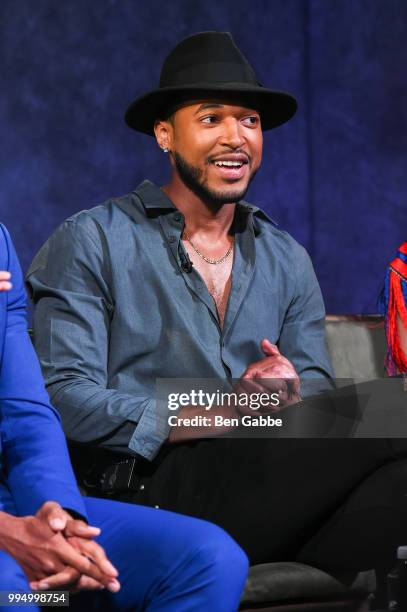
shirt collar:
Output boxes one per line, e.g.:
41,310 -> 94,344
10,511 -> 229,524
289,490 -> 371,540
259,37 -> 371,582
133,179 -> 278,227
237,199 -> 278,227
133,180 -> 176,210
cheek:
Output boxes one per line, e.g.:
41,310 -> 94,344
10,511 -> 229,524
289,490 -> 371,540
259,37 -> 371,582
255,132 -> 263,154
195,131 -> 220,156
175,132 -> 212,164
251,137 -> 263,169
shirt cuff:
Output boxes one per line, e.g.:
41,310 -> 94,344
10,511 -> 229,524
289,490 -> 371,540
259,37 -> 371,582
128,398 -> 171,460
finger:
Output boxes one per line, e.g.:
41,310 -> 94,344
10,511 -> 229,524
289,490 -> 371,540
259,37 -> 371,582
0,281 -> 12,291
261,378 -> 290,413
252,377 -> 288,394
242,354 -> 282,378
73,575 -> 106,591
37,501 -> 68,532
64,519 -> 101,538
242,353 -> 281,378
30,567 -> 80,591
54,538 -> 111,584
0,272 -> 11,280
69,537 -> 118,577
236,377 -> 267,400
290,377 -> 301,396
255,361 -> 298,379
260,339 -> 280,356
276,389 -> 289,407
261,377 -> 300,406
64,569 -> 120,594
234,378 -> 275,416
251,379 -> 288,410
241,366 -> 272,382
107,579 -> 121,593
30,581 -> 50,591
268,372 -> 300,398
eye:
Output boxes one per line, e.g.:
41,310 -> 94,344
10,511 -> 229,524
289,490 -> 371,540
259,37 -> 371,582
201,115 -> 219,124
243,115 -> 260,126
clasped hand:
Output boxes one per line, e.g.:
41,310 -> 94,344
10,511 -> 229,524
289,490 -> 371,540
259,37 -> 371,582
0,501 -> 120,593
234,338 -> 301,414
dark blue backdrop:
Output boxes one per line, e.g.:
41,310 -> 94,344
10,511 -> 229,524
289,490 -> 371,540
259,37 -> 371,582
1,0 -> 406,313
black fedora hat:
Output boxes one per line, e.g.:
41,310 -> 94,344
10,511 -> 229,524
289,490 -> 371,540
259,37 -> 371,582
125,31 -> 297,135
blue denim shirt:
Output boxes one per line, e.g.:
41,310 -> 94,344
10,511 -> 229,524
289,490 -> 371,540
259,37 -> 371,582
27,180 -> 333,461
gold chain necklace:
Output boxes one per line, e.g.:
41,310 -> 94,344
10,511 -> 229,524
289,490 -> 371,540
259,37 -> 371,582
183,231 -> 234,265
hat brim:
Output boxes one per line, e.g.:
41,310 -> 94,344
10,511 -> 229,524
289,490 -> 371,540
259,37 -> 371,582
124,83 -> 297,135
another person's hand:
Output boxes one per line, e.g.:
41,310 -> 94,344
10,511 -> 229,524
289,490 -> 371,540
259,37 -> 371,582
0,502 -> 120,593
236,339 -> 301,410
31,501 -> 120,592
0,271 -> 12,291
169,339 -> 301,441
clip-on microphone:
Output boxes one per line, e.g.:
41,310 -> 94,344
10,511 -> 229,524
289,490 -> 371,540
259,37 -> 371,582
180,252 -> 194,273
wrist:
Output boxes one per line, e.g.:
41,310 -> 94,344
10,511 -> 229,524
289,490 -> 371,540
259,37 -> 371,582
0,512 -> 23,554
0,511 -> 17,533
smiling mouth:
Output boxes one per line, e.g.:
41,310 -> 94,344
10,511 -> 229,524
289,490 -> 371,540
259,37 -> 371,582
213,160 -> 245,168
209,159 -> 249,181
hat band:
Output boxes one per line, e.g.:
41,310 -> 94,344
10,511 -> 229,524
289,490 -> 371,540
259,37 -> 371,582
160,61 -> 258,87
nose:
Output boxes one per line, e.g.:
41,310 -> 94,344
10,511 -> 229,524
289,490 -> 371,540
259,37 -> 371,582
219,117 -> 245,149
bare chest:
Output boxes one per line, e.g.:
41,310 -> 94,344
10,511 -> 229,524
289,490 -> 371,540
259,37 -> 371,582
183,243 -> 233,329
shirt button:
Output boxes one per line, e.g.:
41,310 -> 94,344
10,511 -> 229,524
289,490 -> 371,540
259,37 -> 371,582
174,213 -> 183,222
168,235 -> 176,243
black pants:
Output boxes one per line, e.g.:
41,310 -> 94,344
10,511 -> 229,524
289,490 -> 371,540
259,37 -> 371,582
110,437 -> 407,574
76,379 -> 407,575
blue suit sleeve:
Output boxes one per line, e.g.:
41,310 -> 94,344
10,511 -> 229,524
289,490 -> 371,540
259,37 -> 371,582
0,225 -> 87,519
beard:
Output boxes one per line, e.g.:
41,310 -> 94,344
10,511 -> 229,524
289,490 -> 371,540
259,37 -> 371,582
173,151 -> 256,208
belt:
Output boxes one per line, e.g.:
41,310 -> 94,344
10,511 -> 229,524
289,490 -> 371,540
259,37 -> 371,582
98,456 -> 140,493
70,444 -> 142,494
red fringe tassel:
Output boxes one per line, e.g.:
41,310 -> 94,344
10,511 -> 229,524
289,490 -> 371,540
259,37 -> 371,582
387,269 -> 407,374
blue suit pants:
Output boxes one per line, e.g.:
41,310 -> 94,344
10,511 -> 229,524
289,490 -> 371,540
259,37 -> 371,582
0,497 -> 248,611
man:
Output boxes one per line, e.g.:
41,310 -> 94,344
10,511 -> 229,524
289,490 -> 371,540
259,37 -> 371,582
0,223 -> 248,611
26,31 -> 406,576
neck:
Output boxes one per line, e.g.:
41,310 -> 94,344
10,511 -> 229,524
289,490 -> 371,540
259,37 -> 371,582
162,174 -> 236,239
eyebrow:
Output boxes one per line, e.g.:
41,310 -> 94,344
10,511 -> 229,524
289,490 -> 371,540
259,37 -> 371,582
194,103 -> 224,115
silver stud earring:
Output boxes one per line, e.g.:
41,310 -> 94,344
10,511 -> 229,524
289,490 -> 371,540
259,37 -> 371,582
162,147 -> 169,154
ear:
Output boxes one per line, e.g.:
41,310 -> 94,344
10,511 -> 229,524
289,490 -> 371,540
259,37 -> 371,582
154,119 -> 173,152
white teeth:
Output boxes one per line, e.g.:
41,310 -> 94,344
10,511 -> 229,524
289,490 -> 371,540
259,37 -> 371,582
214,161 -> 243,167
